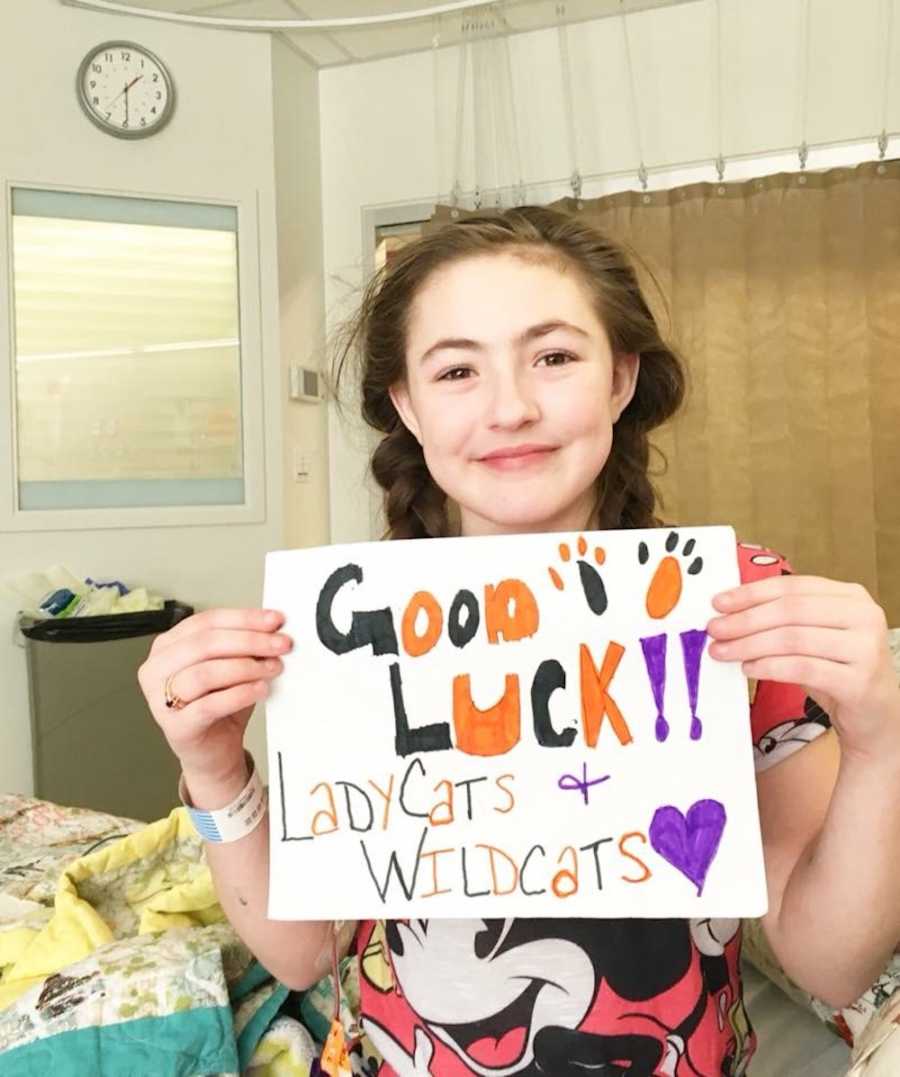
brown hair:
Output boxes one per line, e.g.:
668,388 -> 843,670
333,205 -> 685,540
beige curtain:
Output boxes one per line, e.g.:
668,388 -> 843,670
432,161 -> 900,624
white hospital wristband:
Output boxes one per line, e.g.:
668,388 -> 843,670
178,752 -> 267,843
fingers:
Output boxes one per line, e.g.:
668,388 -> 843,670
137,609 -> 293,727
708,595 -> 866,640
166,679 -> 272,737
738,655 -> 845,698
713,575 -> 866,613
151,608 -> 286,656
136,608 -> 296,781
165,656 -> 284,710
154,628 -> 292,680
709,626 -> 859,665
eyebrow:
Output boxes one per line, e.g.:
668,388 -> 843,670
418,319 -> 591,365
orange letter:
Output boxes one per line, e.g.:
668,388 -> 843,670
420,847 -> 456,897
401,591 -> 443,657
477,844 -> 520,895
484,580 -> 540,644
619,831 -> 652,883
309,782 -> 339,836
429,780 -> 455,827
580,641 -> 632,747
453,674 -> 521,756
551,846 -> 579,898
368,775 -> 395,830
494,773 -> 516,815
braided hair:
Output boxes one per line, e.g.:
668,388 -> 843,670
333,205 -> 685,539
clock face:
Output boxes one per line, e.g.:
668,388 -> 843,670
77,41 -> 175,138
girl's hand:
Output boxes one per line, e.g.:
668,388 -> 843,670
707,576 -> 900,761
138,608 -> 292,786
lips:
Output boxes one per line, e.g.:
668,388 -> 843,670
477,445 -> 558,471
479,444 -> 557,462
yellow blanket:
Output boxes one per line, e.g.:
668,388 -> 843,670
0,806 -> 222,1009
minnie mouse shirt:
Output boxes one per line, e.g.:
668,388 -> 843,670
355,543 -> 831,1077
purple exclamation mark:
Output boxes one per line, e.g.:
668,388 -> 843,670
640,633 -> 668,742
680,629 -> 707,740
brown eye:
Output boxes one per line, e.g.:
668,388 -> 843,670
537,350 -> 576,367
438,366 -> 472,381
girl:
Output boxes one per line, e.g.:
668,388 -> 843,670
139,206 -> 900,1076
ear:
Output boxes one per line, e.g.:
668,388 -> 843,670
610,353 -> 640,423
389,381 -> 423,445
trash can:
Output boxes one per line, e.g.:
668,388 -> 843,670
19,600 -> 193,822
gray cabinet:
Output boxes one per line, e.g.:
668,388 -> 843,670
21,605 -> 190,822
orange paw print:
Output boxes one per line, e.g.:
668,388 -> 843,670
639,531 -> 703,619
548,535 -> 608,615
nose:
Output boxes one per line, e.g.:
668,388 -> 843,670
485,367 -> 541,430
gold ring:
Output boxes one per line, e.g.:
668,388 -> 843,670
164,673 -> 187,711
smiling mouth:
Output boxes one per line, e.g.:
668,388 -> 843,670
478,447 -> 558,471
438,979 -> 543,1069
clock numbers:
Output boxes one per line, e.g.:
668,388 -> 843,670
78,42 -> 174,138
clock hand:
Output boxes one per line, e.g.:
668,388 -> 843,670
106,75 -> 143,110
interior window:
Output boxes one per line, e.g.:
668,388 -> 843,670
11,188 -> 244,510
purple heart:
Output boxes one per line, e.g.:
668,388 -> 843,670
648,799 -> 727,896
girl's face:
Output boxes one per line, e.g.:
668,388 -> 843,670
391,252 -> 639,537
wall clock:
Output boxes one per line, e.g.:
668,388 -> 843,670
77,41 -> 175,139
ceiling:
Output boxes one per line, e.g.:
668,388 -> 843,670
62,0 -> 700,68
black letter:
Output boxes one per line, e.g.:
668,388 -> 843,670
532,659 -> 575,747
461,846 -> 490,898
335,781 -> 375,832
520,844 -> 547,895
580,837 -> 614,891
399,757 -> 429,819
316,563 -> 398,656
360,827 -> 428,902
277,751 -> 312,842
454,775 -> 488,821
390,662 -> 452,756
448,589 -> 480,648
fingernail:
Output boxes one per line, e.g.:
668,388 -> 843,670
264,658 -> 279,672
264,610 -> 282,625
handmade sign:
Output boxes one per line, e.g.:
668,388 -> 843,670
264,526 -> 767,920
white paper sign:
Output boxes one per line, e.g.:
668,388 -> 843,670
264,526 -> 767,921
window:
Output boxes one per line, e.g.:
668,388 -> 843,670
374,220 -> 427,271
10,188 -> 244,511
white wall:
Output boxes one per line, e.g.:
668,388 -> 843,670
0,0 -> 285,792
319,0 -> 899,545
320,48 -> 439,546
272,37 -> 330,552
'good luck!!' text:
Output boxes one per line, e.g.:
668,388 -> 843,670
275,560 -> 716,904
